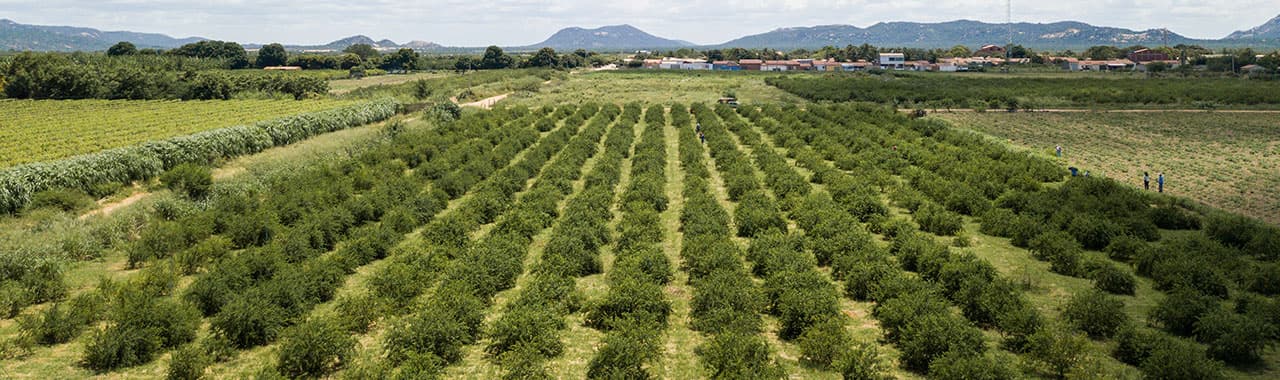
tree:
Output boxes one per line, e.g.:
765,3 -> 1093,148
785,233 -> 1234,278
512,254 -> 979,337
381,48 -> 419,71
523,47 -> 560,68
480,46 -> 514,70
169,41 -> 250,69
106,41 -> 137,56
255,43 -> 288,68
343,44 -> 380,61
947,45 -> 972,58
1082,45 -> 1122,60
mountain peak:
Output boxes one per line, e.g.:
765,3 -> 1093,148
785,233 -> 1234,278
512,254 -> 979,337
1227,14 -> 1280,39
524,24 -> 692,50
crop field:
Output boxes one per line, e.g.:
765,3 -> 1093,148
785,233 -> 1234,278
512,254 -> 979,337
935,111 -> 1280,224
0,98 -> 355,167
0,71 -> 1277,380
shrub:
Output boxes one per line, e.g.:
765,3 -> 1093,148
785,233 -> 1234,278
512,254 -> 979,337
167,343 -> 211,380
897,313 -> 985,371
1062,290 -> 1128,338
486,305 -> 563,358
161,164 -> 213,199
1103,235 -> 1147,263
836,342 -> 890,380
276,318 -> 356,379
174,236 -> 233,275
83,326 -> 163,371
1139,338 -> 1226,380
1088,261 -> 1136,295
82,296 -> 200,371
914,203 -> 963,236
1192,306 -> 1276,364
1028,231 -> 1082,277
1113,325 -> 1165,366
586,323 -> 660,380
928,350 -> 1016,380
1150,206 -> 1201,230
1027,326 -> 1089,378
333,294 -> 386,333
128,220 -> 189,267
27,188 -> 95,212
796,317 -> 849,369
735,191 -> 786,238
697,332 -> 786,380
1151,288 -> 1218,336
498,346 -> 551,380
211,293 -> 289,349
393,352 -> 445,380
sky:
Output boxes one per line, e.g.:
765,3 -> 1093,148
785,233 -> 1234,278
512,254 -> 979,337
2,0 -> 1278,46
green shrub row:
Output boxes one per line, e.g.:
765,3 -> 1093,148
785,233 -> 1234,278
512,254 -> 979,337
676,104 -> 785,379
384,104 -> 620,374
586,104 -> 672,379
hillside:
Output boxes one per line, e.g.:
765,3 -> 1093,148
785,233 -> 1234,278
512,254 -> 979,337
518,24 -> 693,51
1226,14 -> 1280,40
0,18 -> 204,51
715,20 -> 1211,50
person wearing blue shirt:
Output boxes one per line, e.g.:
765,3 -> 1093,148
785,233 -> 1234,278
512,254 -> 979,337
1157,172 -> 1164,193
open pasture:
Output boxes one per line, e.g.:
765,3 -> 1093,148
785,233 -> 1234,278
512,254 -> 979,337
935,111 -> 1280,224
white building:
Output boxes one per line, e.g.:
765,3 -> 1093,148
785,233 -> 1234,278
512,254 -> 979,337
879,53 -> 905,70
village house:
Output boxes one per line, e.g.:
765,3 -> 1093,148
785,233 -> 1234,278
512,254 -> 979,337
739,59 -> 764,71
763,60 -> 800,71
975,44 -> 1006,56
842,61 -> 872,71
879,53 -> 905,70
712,61 -> 741,71
1127,48 -> 1170,62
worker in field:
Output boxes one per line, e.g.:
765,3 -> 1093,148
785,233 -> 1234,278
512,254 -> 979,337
1056,145 -> 1063,158
699,131 -> 706,144
1143,172 -> 1150,190
1158,172 -> 1165,193
696,122 -> 701,132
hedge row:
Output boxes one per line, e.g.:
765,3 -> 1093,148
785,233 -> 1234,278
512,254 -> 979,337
0,98 -> 401,214
383,104 -> 620,378
676,104 -> 785,379
586,104 -> 671,379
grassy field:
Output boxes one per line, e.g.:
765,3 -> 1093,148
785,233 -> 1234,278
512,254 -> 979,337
0,98 -> 355,167
508,70 -> 807,106
934,111 -> 1280,224
328,72 -> 446,94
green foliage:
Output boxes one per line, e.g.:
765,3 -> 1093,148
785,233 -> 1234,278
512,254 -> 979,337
255,43 -> 288,68
796,317 -> 850,369
1062,290 -> 1128,338
276,318 -> 356,378
82,295 -> 200,371
27,188 -> 94,212
928,351 -> 1016,380
1151,287 -> 1218,336
1192,306 -> 1276,364
167,343 -> 211,380
1138,338 -> 1226,380
586,324 -> 661,380
836,342 -> 891,380
1087,260 -> 1136,295
914,202 -> 963,236
1029,231 -> 1083,277
1027,326 -> 1090,378
697,332 -> 786,380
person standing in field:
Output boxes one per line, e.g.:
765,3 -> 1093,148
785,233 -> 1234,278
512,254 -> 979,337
1056,145 -> 1063,158
1143,172 -> 1150,190
1157,172 -> 1164,193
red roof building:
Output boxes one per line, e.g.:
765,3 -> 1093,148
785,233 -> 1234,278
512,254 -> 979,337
1127,49 -> 1170,62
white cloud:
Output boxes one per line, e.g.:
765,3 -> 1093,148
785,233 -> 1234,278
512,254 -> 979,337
0,0 -> 1276,45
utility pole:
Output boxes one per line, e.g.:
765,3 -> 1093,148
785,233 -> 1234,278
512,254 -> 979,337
1004,0 -> 1012,72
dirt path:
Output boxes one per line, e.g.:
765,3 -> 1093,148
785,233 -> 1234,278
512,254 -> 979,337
79,191 -> 148,220
452,93 -> 510,109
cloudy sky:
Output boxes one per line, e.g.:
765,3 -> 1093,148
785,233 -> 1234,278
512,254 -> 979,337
3,0 -> 1278,46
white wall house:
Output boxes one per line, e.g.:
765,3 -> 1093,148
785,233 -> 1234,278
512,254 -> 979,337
879,53 -> 905,70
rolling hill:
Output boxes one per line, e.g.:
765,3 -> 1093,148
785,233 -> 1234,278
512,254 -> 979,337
517,24 -> 693,51
1226,15 -> 1280,40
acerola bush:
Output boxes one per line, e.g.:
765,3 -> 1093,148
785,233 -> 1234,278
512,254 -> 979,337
160,164 -> 213,199
1063,290 -> 1128,338
276,318 -> 355,378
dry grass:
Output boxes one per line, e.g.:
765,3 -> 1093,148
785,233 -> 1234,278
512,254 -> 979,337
935,111 -> 1280,224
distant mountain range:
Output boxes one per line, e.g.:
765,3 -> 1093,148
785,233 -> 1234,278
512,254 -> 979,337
0,18 -> 204,51
716,20 -> 1205,50
4,16 -> 1280,53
